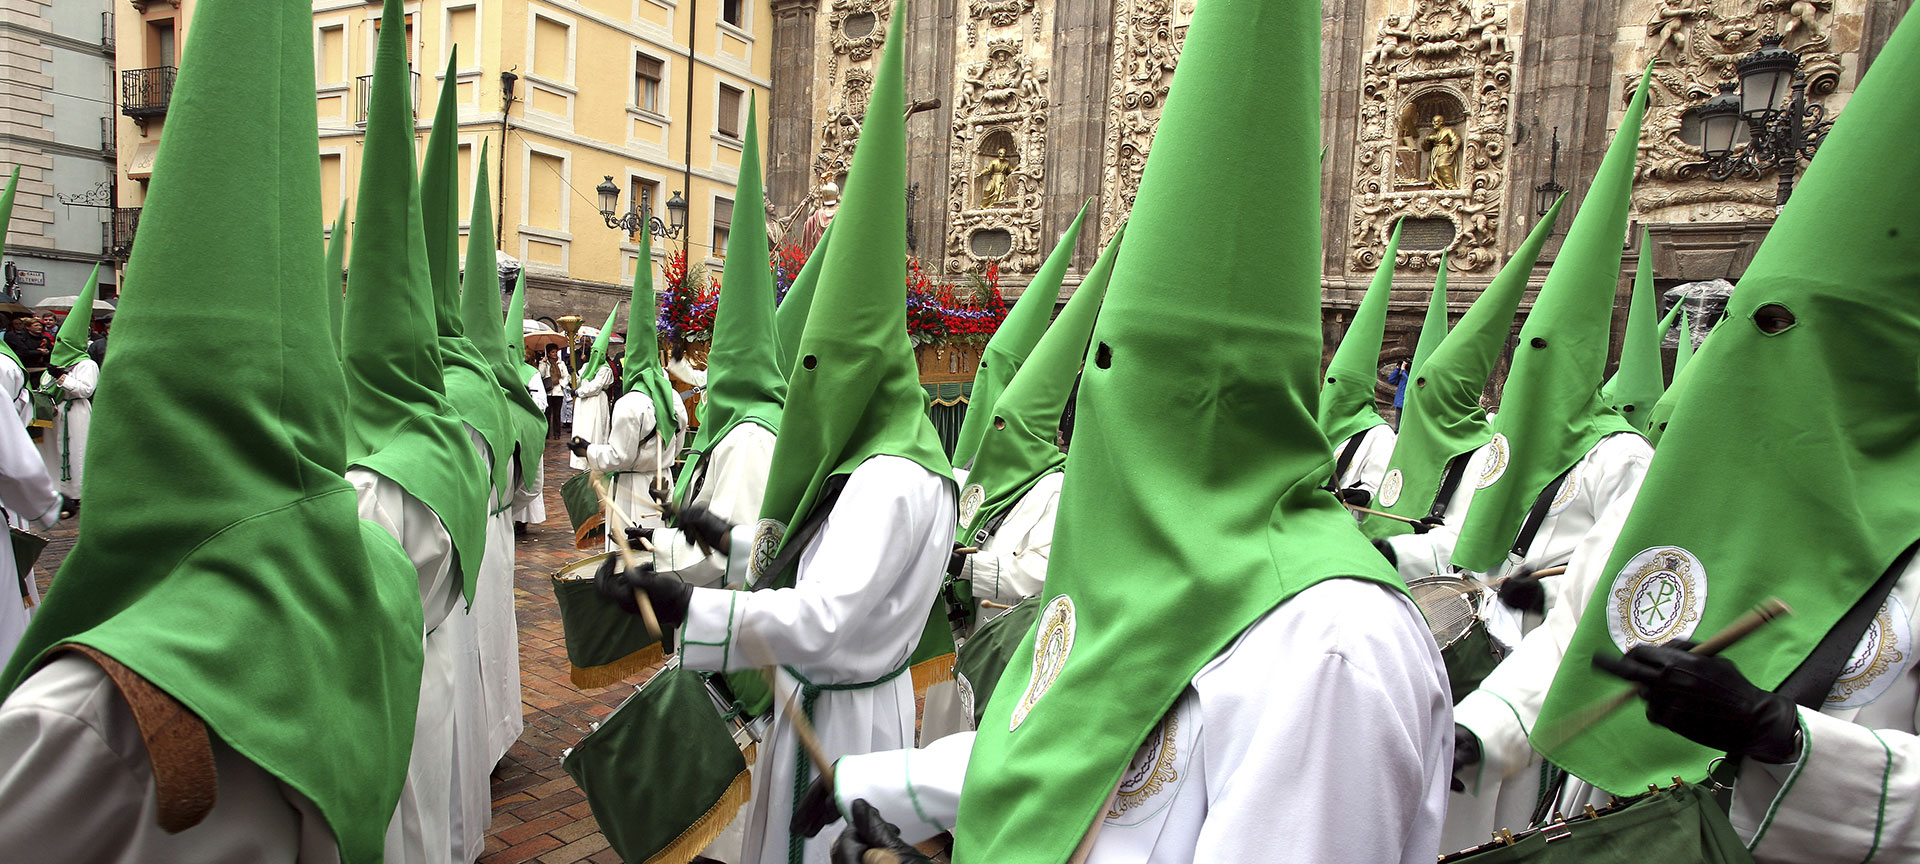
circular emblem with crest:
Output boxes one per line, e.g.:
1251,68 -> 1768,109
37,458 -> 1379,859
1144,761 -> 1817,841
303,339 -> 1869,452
1010,595 -> 1076,732
747,518 -> 786,588
1476,434 -> 1510,490
1378,469 -> 1404,508
955,671 -> 976,727
1607,546 -> 1708,653
1548,461 -> 1581,516
1106,697 -> 1193,827
1828,595 -> 1912,710
957,483 -> 986,530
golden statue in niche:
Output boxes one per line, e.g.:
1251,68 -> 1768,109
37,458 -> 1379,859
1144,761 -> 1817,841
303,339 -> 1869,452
1422,116 -> 1461,189
978,147 -> 1015,208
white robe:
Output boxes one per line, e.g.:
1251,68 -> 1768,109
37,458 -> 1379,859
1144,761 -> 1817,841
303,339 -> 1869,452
568,365 -> 616,470
1334,423 -> 1396,500
466,431 -> 523,774
583,388 -> 688,541
39,357 -> 95,500
650,422 -> 777,589
0,359 -> 59,665
0,654 -> 339,863
512,368 -> 547,526
349,469 -> 460,864
679,455 -> 956,864
835,579 -> 1453,864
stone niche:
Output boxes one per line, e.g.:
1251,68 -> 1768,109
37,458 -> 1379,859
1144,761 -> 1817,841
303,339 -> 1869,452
1097,0 -> 1195,246
1350,0 -> 1517,275
946,34 -> 1053,275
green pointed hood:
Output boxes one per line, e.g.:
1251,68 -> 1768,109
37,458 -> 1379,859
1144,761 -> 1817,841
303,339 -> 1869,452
1364,199 -> 1563,537
508,270 -> 533,369
326,202 -> 347,357
1319,222 -> 1402,446
1600,232 -> 1664,432
754,6 -> 950,568
955,0 -> 1406,857
50,264 -> 100,368
343,0 -> 489,605
0,3 -> 423,861
774,218 -> 834,378
1644,308 -> 1696,447
463,147 -> 549,492
1449,68 -> 1651,572
677,99 -> 786,503
622,227 -> 681,447
1409,254 -> 1450,376
0,167 -> 23,371
959,223 -> 1122,541
951,201 -> 1089,470
1671,309 -> 1695,379
579,301 -> 620,383
1538,15 -> 1920,792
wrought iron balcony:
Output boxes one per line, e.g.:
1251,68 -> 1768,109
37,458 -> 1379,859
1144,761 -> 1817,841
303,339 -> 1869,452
355,70 -> 421,125
111,208 -> 140,259
121,66 -> 176,120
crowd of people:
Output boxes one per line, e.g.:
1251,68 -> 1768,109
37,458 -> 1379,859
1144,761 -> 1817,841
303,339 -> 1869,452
0,0 -> 1915,863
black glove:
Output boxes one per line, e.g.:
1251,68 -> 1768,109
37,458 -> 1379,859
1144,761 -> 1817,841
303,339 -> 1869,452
675,504 -> 736,556
1450,724 -> 1482,793
1410,515 -> 1444,535
1335,486 -> 1372,509
624,526 -> 654,549
1593,640 -> 1800,764
568,436 -> 591,457
790,771 -> 842,839
1370,538 -> 1398,568
592,557 -> 693,628
45,365 -> 66,380
831,799 -> 931,864
946,543 -> 972,580
1496,570 -> 1547,615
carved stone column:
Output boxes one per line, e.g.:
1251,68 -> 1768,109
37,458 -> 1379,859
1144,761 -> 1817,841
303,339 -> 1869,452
1043,0 -> 1112,274
769,0 -> 822,211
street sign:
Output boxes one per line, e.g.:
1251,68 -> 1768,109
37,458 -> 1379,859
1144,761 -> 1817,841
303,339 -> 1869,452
15,271 -> 44,287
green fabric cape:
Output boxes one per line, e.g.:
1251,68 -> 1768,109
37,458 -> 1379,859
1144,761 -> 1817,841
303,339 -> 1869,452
959,223 -> 1122,541
0,4 -> 423,862
508,270 -> 545,422
462,143 -> 548,492
579,302 -> 620,385
676,99 -> 785,504
1671,309 -> 1695,379
1645,311 -> 1698,447
774,220 -> 834,379
1409,253 -> 1450,377
1601,231 -> 1664,433
1536,15 -> 1920,792
50,263 -> 99,368
1362,198 -> 1563,538
953,0 -> 1407,858
422,49 -> 513,498
1449,68 -> 1652,572
343,0 -> 490,605
1319,222 -> 1402,447
622,227 -> 682,445
325,203 -> 347,358
0,167 -> 23,371
754,6 -> 950,566
950,202 -> 1089,470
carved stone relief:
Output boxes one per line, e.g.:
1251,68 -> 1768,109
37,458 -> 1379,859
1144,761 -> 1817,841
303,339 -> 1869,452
810,0 -> 893,189
946,30 -> 1052,274
814,67 -> 873,186
1097,0 -> 1194,245
1350,0 -> 1514,274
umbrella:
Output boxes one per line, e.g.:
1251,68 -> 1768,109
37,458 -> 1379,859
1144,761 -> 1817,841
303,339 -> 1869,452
37,295 -> 116,314
524,330 -> 568,351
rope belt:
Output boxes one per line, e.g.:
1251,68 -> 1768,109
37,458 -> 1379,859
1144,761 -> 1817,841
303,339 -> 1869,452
784,661 -> 909,864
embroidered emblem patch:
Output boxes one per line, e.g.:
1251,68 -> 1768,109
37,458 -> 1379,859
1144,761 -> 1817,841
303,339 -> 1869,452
957,483 -> 986,531
747,518 -> 785,588
1378,469 -> 1404,508
1548,461 -> 1581,516
1607,546 -> 1708,653
955,672 -> 976,728
1828,595 -> 1912,710
1476,434 -> 1510,490
1106,697 -> 1193,827
1010,595 -> 1076,732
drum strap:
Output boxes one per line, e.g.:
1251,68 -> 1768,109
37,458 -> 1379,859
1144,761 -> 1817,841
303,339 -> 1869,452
1427,450 -> 1474,520
56,644 -> 217,834
1508,465 -> 1574,558
1330,431 -> 1367,491
783,661 -> 911,864
1776,539 -> 1918,708
754,475 -> 849,590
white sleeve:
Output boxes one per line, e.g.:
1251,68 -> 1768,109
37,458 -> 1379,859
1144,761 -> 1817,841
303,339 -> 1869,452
0,396 -> 58,528
1384,521 -> 1464,583
652,426 -> 776,588
350,468 -> 460,631
1733,705 -> 1920,863
832,732 -> 977,844
1341,425 -> 1398,495
0,661 -> 152,855
576,366 -> 613,398
58,360 -> 98,400
965,475 -> 1061,606
586,394 -> 658,473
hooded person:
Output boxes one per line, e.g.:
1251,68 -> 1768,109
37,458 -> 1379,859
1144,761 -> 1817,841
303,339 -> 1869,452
593,10 -> 958,863
774,219 -> 833,379
507,273 -> 550,527
1600,231 -> 1665,434
948,202 -> 1089,478
0,3 -> 424,860
0,167 -> 34,415
645,101 -> 784,589
38,263 -> 100,509
325,202 -> 348,357
463,142 -> 549,524
578,227 -> 688,539
1409,254 -> 1451,378
1645,307 -> 1697,447
803,0 -> 1452,859
0,164 -> 59,664
1320,222 -> 1403,504
567,301 -> 621,470
338,6 -> 497,859
1530,19 -> 1920,860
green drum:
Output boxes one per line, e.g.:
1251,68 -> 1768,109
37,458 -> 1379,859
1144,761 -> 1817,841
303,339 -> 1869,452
550,551 -> 663,689
1437,783 -> 1753,864
953,596 -> 1041,729
27,389 -> 54,442
1408,576 -> 1509,704
559,471 -> 605,550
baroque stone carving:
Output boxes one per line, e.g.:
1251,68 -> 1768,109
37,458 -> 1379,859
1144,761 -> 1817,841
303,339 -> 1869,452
1097,0 -> 1194,244
970,0 -> 1035,27
946,37 -> 1051,273
827,0 -> 891,61
814,67 -> 874,184
1349,0 -> 1514,274
1627,0 -> 1841,221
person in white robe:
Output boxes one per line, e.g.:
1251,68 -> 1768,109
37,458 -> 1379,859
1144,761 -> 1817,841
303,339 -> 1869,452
649,421 -> 776,588
0,349 -> 60,662
1332,422 -> 1397,503
38,355 -> 95,506
579,386 -> 687,541
512,367 -> 548,528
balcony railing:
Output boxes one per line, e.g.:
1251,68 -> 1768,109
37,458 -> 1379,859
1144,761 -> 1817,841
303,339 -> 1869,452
355,70 -> 421,125
121,66 -> 176,120
111,208 -> 140,259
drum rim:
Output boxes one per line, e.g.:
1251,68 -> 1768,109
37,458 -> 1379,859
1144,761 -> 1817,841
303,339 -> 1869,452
1406,574 -> 1482,652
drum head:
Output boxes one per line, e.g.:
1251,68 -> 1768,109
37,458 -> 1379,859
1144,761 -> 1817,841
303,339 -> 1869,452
1408,576 -> 1479,650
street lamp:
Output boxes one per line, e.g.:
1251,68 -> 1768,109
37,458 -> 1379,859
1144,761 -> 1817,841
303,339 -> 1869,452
596,176 -> 688,240
1534,126 -> 1565,217
1690,35 -> 1835,207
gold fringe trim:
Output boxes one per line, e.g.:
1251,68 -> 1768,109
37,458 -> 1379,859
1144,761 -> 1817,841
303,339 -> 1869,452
910,653 -> 956,699
642,763 -> 753,864
568,642 -> 665,690
574,514 -> 607,551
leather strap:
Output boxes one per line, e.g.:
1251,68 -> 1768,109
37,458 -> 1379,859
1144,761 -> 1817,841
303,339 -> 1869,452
1775,540 -> 1919,709
58,645 -> 217,833
1426,451 -> 1473,520
1509,465 -> 1574,558
1330,432 -> 1366,490
755,474 -> 849,590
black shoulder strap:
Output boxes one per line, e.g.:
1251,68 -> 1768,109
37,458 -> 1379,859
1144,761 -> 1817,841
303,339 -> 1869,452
1509,465 -> 1574,558
1331,433 -> 1366,489
756,474 -> 850,590
1427,450 -> 1474,520
1775,540 -> 1920,708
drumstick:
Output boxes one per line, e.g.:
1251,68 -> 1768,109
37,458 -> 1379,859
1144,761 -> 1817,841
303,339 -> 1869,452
1341,501 -> 1427,525
980,600 -> 1015,610
588,471 -> 663,642
1533,597 -> 1792,754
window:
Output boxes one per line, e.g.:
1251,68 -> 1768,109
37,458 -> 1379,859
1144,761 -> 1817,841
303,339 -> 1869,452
716,84 -> 743,139
372,13 -> 416,65
531,14 -> 571,82
318,24 -> 346,84
149,19 -> 175,67
712,197 -> 733,257
722,0 -> 745,28
635,53 -> 663,113
629,177 -> 659,242
528,151 -> 567,231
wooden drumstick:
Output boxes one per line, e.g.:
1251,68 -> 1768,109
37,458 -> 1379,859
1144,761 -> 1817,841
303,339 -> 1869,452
588,471 -> 663,642
1533,597 -> 1792,753
1341,501 -> 1427,525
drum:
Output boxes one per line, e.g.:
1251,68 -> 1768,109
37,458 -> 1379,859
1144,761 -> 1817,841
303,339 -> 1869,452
1408,575 -> 1508,704
563,660 -> 765,864
550,551 -> 663,689
28,389 -> 53,442
1437,782 -> 1752,863
560,472 -> 606,551
953,596 -> 1042,729
10,527 -> 48,583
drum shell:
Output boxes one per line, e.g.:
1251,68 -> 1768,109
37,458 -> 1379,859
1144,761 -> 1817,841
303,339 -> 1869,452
953,596 -> 1042,729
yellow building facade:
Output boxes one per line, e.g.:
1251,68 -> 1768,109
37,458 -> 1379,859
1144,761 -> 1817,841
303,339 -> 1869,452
114,0 -> 772,322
